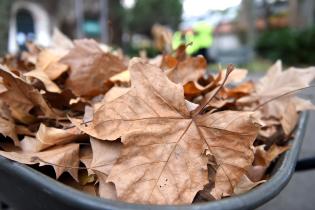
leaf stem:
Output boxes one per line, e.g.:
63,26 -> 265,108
253,85 -> 315,111
192,64 -> 235,117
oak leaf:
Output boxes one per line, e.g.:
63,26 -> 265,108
71,58 -> 258,204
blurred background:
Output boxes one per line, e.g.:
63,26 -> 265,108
1,0 -> 315,71
0,1 -> 315,210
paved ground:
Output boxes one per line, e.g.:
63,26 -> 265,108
257,84 -> 315,210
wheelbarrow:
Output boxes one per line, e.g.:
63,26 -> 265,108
0,112 -> 312,210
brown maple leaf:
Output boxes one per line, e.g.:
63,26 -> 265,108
0,65 -> 59,123
247,144 -> 290,182
166,55 -> 207,84
90,138 -> 122,200
24,69 -> 62,93
239,61 -> 315,136
19,136 -> 50,152
233,174 -> 265,195
35,49 -> 69,80
183,68 -> 249,100
36,123 -> 85,146
0,101 -> 19,145
60,39 -> 126,97
240,61 -> 315,116
50,28 -> 74,55
0,143 -> 80,180
71,58 -> 259,204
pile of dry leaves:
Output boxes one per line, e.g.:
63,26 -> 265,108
0,30 -> 314,205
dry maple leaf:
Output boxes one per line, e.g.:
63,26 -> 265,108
254,144 -> 290,167
60,39 -> 126,97
50,28 -> 74,55
166,55 -> 207,84
102,86 -> 130,104
238,61 -> 315,135
35,49 -> 69,80
0,65 -> 59,123
0,143 -> 80,180
36,123 -> 85,146
24,69 -> 62,93
246,144 -> 290,182
255,61 -> 315,98
221,81 -> 254,99
79,145 -> 94,176
280,102 -> 299,135
183,68 -> 249,100
19,136 -> 50,152
217,68 -> 248,85
0,101 -> 19,145
71,58 -> 259,204
240,60 -> 315,117
233,174 -> 265,195
90,138 -> 122,200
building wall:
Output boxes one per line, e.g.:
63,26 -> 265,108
0,0 -> 122,54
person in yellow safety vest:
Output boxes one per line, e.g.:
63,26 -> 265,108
172,22 -> 214,62
172,30 -> 199,55
191,22 -> 214,62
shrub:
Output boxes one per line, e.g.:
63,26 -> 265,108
256,27 -> 315,66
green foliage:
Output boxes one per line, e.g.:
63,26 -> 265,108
127,0 -> 182,35
256,28 -> 315,66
